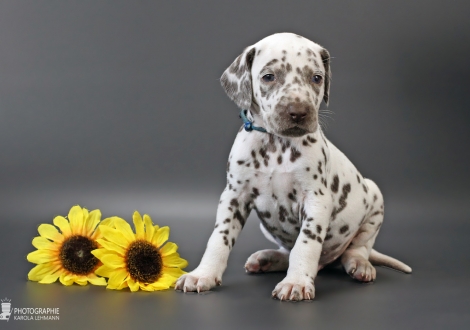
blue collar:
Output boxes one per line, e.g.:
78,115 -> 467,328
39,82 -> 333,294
239,110 -> 267,133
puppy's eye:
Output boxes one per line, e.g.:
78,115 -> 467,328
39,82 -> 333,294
262,74 -> 275,82
312,75 -> 322,84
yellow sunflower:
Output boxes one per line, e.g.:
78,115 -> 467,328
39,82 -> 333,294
27,205 -> 113,286
92,211 -> 187,292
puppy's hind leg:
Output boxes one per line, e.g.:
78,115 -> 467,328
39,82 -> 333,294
341,179 -> 383,282
245,223 -> 290,273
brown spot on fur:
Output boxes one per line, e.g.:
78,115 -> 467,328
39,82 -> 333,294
265,58 -> 279,67
233,210 -> 245,227
331,175 -> 339,193
331,184 -> 352,221
278,206 -> 288,222
290,147 -> 301,162
303,229 -> 318,241
306,136 -> 316,143
316,225 -> 322,234
288,193 -> 296,201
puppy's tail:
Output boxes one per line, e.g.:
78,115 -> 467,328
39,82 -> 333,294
369,249 -> 412,274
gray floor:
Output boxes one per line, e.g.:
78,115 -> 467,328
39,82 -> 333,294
1,188 -> 469,330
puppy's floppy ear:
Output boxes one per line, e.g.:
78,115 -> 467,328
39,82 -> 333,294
220,47 -> 256,109
319,48 -> 331,105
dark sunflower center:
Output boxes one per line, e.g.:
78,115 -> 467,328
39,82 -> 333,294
59,235 -> 99,275
125,240 -> 162,283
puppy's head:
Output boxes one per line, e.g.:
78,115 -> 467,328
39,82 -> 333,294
221,33 -> 331,137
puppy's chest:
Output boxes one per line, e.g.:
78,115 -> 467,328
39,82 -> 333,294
228,133 -> 326,245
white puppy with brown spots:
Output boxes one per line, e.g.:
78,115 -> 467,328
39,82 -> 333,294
176,32 -> 411,301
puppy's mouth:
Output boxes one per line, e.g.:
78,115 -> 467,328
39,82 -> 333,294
279,126 -> 309,137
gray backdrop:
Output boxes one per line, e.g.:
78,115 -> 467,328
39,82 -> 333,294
1,1 -> 469,329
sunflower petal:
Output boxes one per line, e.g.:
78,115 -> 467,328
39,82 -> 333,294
133,211 -> 145,239
128,278 -> 140,292
63,273 -> 74,282
98,225 -> 131,248
95,239 -> 126,255
100,216 -> 121,229
75,279 -> 88,286
68,205 -> 84,235
94,264 -> 115,278
38,224 -> 64,243
84,209 -> 101,237
59,273 -> 74,286
113,218 -> 136,243
38,274 -> 60,284
162,266 -> 187,278
116,280 -> 129,290
162,253 -> 188,268
82,208 -> 90,224
32,237 -> 59,250
140,284 -> 155,292
152,226 -> 169,248
144,214 -> 155,241
28,263 -> 61,281
53,216 -> 72,237
91,248 -> 117,261
92,216 -> 121,239
100,254 -> 125,269
159,242 -> 178,256
87,274 -> 107,286
149,282 -> 171,290
27,249 -> 58,264
107,269 -> 128,289
156,273 -> 178,287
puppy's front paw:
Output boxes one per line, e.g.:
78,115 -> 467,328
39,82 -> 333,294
175,271 -> 222,293
272,277 -> 315,301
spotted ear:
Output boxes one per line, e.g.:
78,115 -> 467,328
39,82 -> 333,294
320,48 -> 331,105
220,47 -> 256,110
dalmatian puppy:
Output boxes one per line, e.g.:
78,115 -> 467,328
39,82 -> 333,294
176,32 -> 411,301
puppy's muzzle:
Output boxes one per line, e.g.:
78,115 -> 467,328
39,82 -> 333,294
287,102 -> 310,124
276,101 -> 316,137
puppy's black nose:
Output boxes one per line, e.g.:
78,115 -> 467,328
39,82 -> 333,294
287,103 -> 309,123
